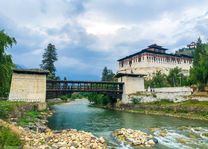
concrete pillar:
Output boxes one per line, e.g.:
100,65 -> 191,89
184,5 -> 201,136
115,73 -> 145,103
9,69 -> 49,102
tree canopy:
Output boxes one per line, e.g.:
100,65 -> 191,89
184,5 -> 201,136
101,67 -> 115,81
145,67 -> 189,88
0,30 -> 16,97
145,71 -> 168,88
190,40 -> 208,90
40,43 -> 58,80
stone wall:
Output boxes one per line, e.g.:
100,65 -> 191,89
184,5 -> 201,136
125,87 -> 193,103
9,72 -> 47,102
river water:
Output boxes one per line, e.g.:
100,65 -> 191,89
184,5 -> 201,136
48,99 -> 208,149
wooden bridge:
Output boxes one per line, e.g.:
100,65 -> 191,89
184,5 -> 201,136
46,80 -> 124,99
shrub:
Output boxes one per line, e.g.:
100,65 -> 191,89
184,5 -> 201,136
0,126 -> 22,148
70,93 -> 83,100
131,97 -> 141,104
86,93 -> 112,106
17,111 -> 40,126
60,95 -> 68,101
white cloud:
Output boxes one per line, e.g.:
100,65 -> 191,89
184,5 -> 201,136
1,0 -> 208,79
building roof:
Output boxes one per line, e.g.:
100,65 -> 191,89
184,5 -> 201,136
13,69 -> 49,75
148,44 -> 168,51
118,48 -> 193,61
114,73 -> 146,78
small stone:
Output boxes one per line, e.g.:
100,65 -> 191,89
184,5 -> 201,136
99,137 -> 105,144
53,139 -> 59,143
147,139 -> 155,146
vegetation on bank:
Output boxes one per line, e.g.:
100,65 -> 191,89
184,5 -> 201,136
121,100 -> 208,121
87,93 -> 115,105
59,92 -> 116,106
0,101 -> 30,119
17,111 -> 42,127
0,101 -> 39,148
0,126 -> 22,148
59,93 -> 86,102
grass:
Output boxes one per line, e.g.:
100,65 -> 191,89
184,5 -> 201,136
0,101 -> 45,126
123,100 -> 208,121
17,111 -> 41,127
0,101 -> 29,119
0,126 -> 22,149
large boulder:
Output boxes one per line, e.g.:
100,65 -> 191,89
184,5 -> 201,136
112,128 -> 158,147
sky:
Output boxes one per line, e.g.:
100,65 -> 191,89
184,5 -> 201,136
1,0 -> 208,80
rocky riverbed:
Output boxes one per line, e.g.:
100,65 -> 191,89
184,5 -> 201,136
1,101 -> 107,149
22,128 -> 107,149
1,119 -> 107,149
112,128 -> 158,148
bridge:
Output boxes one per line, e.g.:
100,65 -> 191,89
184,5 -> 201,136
46,80 -> 124,99
9,69 -> 145,103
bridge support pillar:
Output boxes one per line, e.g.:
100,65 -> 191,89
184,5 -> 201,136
9,69 -> 49,102
115,73 -> 145,103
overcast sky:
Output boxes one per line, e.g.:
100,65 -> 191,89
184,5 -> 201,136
1,0 -> 208,80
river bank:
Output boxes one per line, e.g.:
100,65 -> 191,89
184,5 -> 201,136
0,100 -> 107,149
1,99 -> 208,148
48,99 -> 208,149
112,100 -> 208,121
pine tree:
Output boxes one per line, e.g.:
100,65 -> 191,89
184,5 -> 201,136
101,67 -> 108,81
193,37 -> 204,66
101,67 -> 115,81
40,43 -> 58,80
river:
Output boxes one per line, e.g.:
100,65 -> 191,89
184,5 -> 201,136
48,99 -> 208,149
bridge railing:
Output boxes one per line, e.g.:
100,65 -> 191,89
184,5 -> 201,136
46,80 -> 124,93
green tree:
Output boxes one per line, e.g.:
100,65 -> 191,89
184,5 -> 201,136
193,37 -> 203,66
101,67 -> 115,81
0,30 -> 16,97
167,67 -> 183,87
190,42 -> 208,90
40,43 -> 58,80
146,71 -> 168,88
152,71 -> 168,88
102,67 -> 108,81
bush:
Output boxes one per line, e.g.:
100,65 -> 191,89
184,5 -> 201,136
86,93 -> 112,106
17,111 -> 40,126
0,126 -> 22,148
0,101 -> 29,119
60,95 -> 68,101
131,97 -> 141,104
70,93 -> 83,100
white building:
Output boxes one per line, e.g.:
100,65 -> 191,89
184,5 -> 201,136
117,44 -> 193,79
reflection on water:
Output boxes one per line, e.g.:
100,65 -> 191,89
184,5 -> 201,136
48,99 -> 208,149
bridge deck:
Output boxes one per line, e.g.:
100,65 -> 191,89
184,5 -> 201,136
46,80 -> 124,99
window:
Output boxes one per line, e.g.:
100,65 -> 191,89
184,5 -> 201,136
129,60 -> 132,66
121,62 -> 124,67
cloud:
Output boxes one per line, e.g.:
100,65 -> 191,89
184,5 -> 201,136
1,0 -> 208,80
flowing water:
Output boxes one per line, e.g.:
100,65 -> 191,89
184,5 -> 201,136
48,99 -> 208,149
